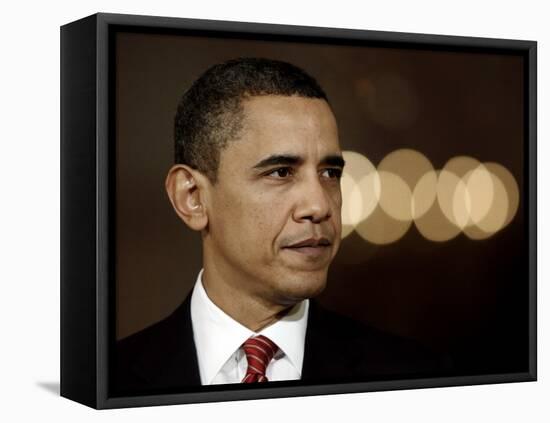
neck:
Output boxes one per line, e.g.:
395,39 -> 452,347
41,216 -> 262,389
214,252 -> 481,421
200,266 -> 293,333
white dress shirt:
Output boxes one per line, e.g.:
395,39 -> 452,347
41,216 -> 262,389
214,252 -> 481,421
190,269 -> 309,385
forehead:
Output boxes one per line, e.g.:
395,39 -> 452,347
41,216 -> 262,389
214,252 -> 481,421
221,95 -> 340,167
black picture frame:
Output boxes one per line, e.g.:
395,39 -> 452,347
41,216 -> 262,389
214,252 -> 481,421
60,12 -> 537,409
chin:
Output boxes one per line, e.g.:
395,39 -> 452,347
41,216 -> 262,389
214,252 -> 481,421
274,271 -> 328,304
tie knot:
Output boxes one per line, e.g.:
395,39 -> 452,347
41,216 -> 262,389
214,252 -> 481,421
241,335 -> 279,383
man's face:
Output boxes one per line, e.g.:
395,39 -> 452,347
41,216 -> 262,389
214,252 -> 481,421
203,95 -> 343,307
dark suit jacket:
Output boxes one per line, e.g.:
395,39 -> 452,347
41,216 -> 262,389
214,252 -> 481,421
114,293 -> 451,396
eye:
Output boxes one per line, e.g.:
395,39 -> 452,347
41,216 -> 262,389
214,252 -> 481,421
320,168 -> 343,179
267,167 -> 294,178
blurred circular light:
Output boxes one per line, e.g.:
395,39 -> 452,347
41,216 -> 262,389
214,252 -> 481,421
412,170 -> 438,219
358,171 -> 381,220
377,170 -> 413,222
378,148 -> 436,221
341,223 -> 355,240
451,177 -> 471,229
438,156 -> 481,228
442,155 -> 481,178
378,148 -> 435,192
355,205 -> 411,245
340,150 -> 520,244
341,172 -> 363,228
415,170 -> 462,242
437,169 -> 464,228
484,162 -> 520,228
340,151 -> 379,239
464,170 -> 509,239
342,150 -> 377,183
463,164 -> 495,226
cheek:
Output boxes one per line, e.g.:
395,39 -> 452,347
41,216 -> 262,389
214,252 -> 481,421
216,192 -> 274,242
241,194 -> 289,253
247,200 -> 280,239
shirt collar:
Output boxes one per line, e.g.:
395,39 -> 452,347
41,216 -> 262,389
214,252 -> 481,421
190,269 -> 309,385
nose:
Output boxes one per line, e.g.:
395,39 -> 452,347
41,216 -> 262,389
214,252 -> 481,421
293,174 -> 332,224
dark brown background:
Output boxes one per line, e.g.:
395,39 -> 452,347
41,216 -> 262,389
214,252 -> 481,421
115,29 -> 527,375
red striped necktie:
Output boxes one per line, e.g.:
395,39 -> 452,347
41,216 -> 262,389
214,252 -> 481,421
241,335 -> 279,383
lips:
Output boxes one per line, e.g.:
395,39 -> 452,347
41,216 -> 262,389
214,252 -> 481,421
284,237 -> 331,249
282,237 -> 332,260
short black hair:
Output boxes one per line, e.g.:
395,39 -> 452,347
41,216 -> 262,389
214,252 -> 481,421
174,57 -> 330,182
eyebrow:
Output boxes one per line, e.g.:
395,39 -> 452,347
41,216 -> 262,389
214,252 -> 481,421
252,154 -> 346,170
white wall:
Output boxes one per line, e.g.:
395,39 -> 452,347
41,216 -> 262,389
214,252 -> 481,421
0,0 -> 546,421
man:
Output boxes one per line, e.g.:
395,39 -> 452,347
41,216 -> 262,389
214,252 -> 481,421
115,57 -> 449,395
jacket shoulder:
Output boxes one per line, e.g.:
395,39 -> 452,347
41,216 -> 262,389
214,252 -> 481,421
113,294 -> 201,395
302,300 -> 453,383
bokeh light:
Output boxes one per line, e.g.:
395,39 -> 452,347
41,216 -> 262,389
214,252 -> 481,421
463,164 -> 495,226
339,150 -> 519,244
463,171 -> 509,239
355,204 -> 412,245
484,162 -> 520,228
415,170 -> 463,242
412,170 -> 438,219
377,171 -> 412,221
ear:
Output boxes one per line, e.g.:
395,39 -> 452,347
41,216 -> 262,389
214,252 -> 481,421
165,165 -> 209,231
